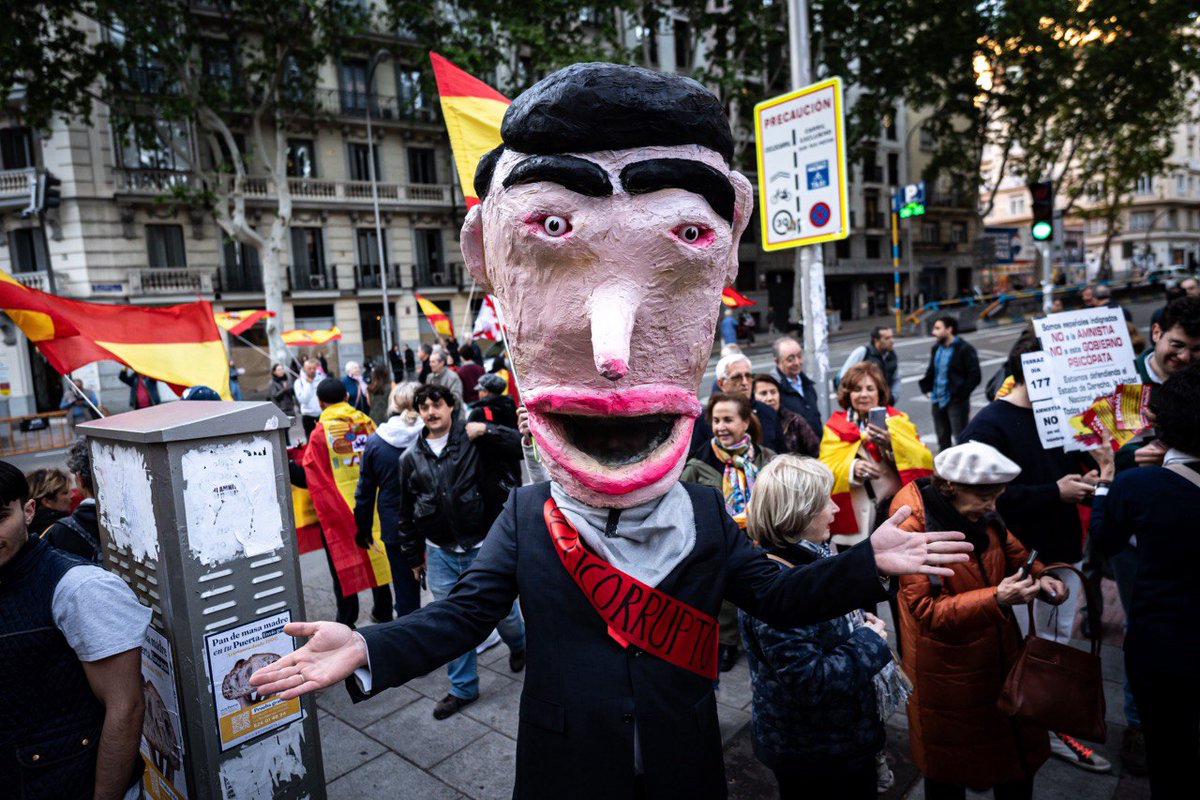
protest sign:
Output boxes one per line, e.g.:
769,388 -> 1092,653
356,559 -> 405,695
204,612 -> 303,751
1030,307 -> 1138,450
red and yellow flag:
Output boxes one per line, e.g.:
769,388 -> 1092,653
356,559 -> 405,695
415,292 -> 454,337
215,308 -> 275,336
721,287 -> 756,308
0,270 -> 231,397
281,326 -> 341,347
819,407 -> 933,535
430,52 -> 510,208
299,403 -> 391,595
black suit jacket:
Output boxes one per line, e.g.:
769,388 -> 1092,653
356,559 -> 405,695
351,481 -> 889,798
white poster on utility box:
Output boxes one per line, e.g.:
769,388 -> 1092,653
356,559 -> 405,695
1032,307 -> 1138,450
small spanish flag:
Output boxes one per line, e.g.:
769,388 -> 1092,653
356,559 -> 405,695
0,269 -> 231,397
430,52 -> 510,208
281,326 -> 342,347
415,292 -> 454,337
214,308 -> 275,336
721,287 -> 756,308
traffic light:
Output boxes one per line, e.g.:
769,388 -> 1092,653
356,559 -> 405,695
1030,181 -> 1053,241
36,171 -> 62,211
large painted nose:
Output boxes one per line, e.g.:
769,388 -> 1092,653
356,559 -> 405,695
589,282 -> 639,381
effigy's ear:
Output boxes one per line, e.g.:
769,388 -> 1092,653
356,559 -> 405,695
460,204 -> 492,294
726,170 -> 755,285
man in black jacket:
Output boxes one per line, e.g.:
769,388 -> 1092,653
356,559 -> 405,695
398,383 -> 526,719
770,336 -> 824,438
918,316 -> 981,451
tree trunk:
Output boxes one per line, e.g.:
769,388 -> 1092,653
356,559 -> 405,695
259,237 -> 288,363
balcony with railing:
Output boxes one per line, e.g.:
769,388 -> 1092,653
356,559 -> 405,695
11,271 -> 50,291
113,168 -> 451,209
128,268 -> 215,296
413,262 -> 464,290
314,89 -> 439,124
354,263 -> 401,290
0,167 -> 37,211
220,266 -> 264,294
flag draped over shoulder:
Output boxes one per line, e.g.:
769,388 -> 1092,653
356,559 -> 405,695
415,292 -> 454,337
430,52 -> 510,209
819,407 -> 932,535
299,403 -> 391,595
0,270 -> 231,397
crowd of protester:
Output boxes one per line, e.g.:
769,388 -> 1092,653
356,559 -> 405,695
7,279 -> 1197,799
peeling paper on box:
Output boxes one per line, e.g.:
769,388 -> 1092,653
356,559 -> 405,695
91,442 -> 159,561
182,437 -> 284,565
218,723 -> 306,800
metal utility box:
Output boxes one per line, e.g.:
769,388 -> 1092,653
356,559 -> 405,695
81,401 -> 325,800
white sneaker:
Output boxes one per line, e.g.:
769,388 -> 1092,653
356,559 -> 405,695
875,752 -> 895,794
1050,732 -> 1112,773
475,629 -> 502,654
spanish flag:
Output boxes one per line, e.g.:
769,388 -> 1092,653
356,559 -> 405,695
430,52 -> 510,208
214,308 -> 275,336
721,287 -> 756,308
0,270 -> 231,397
819,407 -> 933,535
281,326 -> 342,347
415,292 -> 454,337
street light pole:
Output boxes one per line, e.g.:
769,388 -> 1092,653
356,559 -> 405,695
788,0 -> 829,416
365,49 -> 394,362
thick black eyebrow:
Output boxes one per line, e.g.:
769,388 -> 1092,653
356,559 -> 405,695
502,155 -> 613,197
619,159 -> 735,225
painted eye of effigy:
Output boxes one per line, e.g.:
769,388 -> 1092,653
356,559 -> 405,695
542,215 -> 570,236
674,224 -> 710,244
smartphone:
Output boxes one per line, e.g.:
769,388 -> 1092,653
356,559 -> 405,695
868,406 -> 887,429
1016,549 -> 1039,580
419,567 -> 427,592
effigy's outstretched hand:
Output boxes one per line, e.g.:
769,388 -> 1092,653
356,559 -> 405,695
870,506 -> 973,577
249,621 -> 368,700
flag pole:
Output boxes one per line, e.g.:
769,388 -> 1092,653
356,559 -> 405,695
231,331 -> 300,378
64,375 -> 105,419
460,279 -> 478,342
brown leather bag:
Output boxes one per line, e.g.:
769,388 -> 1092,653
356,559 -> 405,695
997,562 -> 1108,742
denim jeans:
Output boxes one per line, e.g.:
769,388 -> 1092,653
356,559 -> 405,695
425,542 -> 525,699
384,541 -> 422,619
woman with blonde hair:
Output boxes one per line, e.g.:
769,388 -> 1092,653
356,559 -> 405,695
740,455 -> 908,798
353,382 -> 424,618
819,361 -> 933,551
27,466 -> 73,535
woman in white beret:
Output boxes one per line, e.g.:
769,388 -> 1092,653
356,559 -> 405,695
887,441 -> 1067,800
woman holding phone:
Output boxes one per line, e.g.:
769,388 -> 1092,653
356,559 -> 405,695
819,361 -> 934,551
890,441 -> 1067,799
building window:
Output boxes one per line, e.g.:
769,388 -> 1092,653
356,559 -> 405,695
347,143 -> 379,182
221,239 -> 262,292
414,228 -> 446,285
919,127 -> 935,151
7,228 -> 50,272
407,147 -> 437,184
1176,174 -> 1186,195
289,227 -> 328,288
1008,195 -> 1025,216
339,59 -> 371,114
951,221 -> 968,243
921,222 -> 940,243
1122,241 -> 1134,259
146,225 -> 187,268
1129,211 -> 1153,231
118,121 -> 192,171
674,20 -> 693,70
1134,175 -> 1154,195
396,67 -> 429,118
887,153 -> 899,187
865,237 -> 882,259
287,139 -> 317,178
356,228 -> 388,270
0,128 -> 35,169
883,107 -> 897,141
201,40 -> 238,93
835,237 -> 851,259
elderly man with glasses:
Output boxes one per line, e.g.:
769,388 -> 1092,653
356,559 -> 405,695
688,353 -> 786,454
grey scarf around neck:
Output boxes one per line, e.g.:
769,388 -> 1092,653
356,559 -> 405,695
549,482 -> 696,588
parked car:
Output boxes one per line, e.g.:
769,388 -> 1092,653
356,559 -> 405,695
1144,264 -> 1195,289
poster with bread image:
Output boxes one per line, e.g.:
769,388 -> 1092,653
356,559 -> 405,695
204,612 -> 303,751
140,627 -> 187,799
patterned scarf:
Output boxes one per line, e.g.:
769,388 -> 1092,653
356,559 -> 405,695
712,434 -> 757,528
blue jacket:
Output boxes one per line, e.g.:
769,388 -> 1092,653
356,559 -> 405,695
353,414 -> 423,545
739,540 -> 892,773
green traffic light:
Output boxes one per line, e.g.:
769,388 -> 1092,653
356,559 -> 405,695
1031,220 -> 1053,240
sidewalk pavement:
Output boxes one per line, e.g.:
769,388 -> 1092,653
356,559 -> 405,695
300,550 -> 1151,799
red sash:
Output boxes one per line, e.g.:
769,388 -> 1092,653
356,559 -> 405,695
543,498 -> 719,680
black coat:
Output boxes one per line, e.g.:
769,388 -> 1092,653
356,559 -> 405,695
771,366 -> 823,439
689,399 -> 786,454
468,395 -> 522,513
918,338 -> 981,404
353,432 -> 407,546
352,481 -> 890,799
396,419 -> 522,567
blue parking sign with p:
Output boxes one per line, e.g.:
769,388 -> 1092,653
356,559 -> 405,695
806,160 -> 829,190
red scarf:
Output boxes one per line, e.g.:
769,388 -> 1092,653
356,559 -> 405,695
543,498 -> 719,680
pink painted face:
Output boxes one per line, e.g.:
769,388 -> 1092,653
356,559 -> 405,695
462,144 -> 753,507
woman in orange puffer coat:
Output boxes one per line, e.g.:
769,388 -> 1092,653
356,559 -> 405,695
890,442 -> 1066,800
